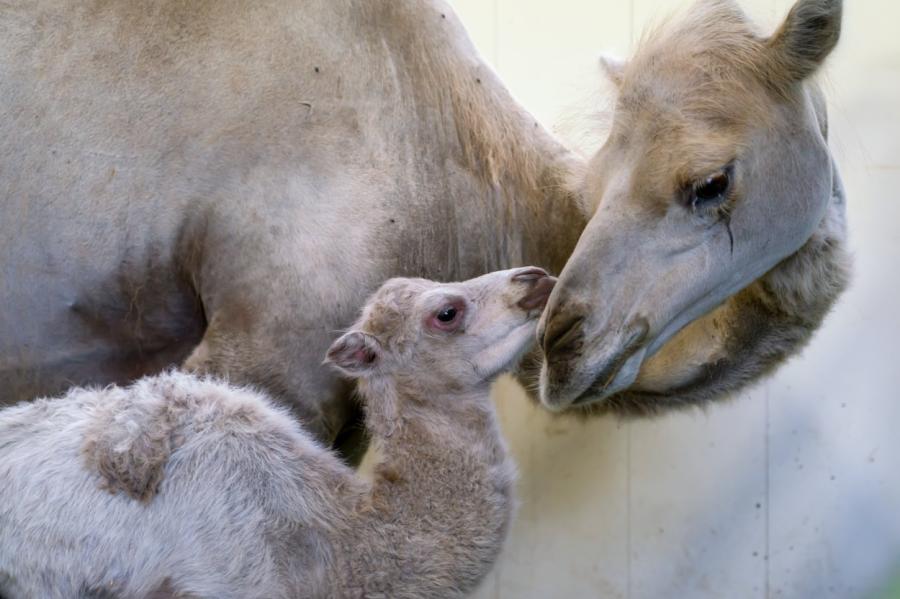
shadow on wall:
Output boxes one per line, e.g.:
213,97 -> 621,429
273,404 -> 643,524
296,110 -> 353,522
491,370 -> 900,597
873,573 -> 900,599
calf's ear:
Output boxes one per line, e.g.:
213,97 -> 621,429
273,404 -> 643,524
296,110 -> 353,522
766,0 -> 842,84
325,331 -> 382,377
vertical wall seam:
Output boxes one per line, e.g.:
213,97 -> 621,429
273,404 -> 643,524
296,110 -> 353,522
492,0 -> 500,70
629,0 -> 635,49
627,3 -> 635,596
765,383 -> 771,599
627,422 -> 633,599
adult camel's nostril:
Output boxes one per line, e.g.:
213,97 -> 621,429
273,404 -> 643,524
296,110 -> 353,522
517,275 -> 557,311
540,313 -> 585,357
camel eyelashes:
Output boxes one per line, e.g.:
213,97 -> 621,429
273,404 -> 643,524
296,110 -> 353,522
694,173 -> 729,204
684,164 -> 735,211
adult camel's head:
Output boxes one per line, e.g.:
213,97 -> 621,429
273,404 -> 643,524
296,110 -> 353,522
538,0 -> 844,410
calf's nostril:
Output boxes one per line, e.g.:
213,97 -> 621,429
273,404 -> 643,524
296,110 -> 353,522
512,267 -> 549,283
517,276 -> 557,311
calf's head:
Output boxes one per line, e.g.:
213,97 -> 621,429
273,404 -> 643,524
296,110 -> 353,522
328,267 -> 555,392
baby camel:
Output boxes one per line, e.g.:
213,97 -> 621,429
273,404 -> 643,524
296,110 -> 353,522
0,267 -> 556,599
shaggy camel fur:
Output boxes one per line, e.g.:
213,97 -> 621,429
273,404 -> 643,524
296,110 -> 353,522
536,0 -> 850,412
0,0 -> 848,458
0,267 -> 554,599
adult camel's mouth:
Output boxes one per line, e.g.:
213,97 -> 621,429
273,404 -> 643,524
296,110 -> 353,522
571,322 -> 649,406
539,315 -> 650,410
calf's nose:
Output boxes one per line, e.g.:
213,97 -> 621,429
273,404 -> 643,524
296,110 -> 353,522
512,267 -> 549,282
513,267 -> 556,311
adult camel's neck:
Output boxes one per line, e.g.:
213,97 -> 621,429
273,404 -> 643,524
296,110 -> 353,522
329,383 -> 514,597
442,60 -> 588,276
373,0 -> 588,277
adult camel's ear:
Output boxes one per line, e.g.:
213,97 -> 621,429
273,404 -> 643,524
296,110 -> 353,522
766,0 -> 842,84
325,331 -> 382,377
599,54 -> 627,87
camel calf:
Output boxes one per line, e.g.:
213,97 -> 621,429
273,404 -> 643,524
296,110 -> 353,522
0,267 -> 555,599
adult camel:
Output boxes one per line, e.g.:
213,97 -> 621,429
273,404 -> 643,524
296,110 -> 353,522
0,0 -> 847,455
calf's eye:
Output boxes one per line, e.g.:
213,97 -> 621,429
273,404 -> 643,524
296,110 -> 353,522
437,306 -> 457,322
428,300 -> 466,333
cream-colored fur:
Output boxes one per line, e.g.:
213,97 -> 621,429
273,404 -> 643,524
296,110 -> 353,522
534,0 -> 850,412
0,0 -> 847,451
0,0 -> 581,456
0,267 -> 554,598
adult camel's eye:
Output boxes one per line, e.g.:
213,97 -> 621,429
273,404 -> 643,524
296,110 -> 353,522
687,165 -> 734,210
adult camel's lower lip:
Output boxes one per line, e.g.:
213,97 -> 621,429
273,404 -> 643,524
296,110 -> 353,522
571,323 -> 649,406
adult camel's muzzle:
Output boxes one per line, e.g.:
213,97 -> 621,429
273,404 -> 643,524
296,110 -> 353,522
533,208 -> 687,411
538,284 -> 651,410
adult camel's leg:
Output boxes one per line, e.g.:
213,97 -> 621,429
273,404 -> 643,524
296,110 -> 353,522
183,303 -> 358,451
175,165 -> 393,462
88,294 -> 367,501
185,304 -> 369,464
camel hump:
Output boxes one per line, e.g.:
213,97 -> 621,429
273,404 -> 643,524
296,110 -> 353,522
81,370 -> 280,502
82,372 -> 188,502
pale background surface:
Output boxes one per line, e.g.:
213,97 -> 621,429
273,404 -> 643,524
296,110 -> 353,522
442,1 -> 900,597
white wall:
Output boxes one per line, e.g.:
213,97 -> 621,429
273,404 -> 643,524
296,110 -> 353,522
445,1 -> 900,597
